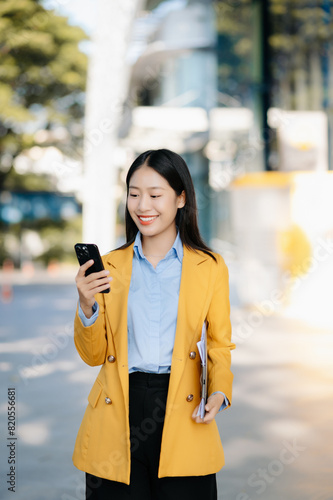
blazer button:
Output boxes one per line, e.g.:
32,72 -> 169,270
189,351 -> 196,360
186,394 -> 194,402
105,397 -> 112,405
107,355 -> 116,363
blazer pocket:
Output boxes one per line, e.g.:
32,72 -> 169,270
88,378 -> 103,408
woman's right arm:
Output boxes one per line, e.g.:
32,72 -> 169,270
74,260 -> 112,366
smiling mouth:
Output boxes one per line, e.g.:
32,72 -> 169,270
138,215 -> 158,221
137,215 -> 158,224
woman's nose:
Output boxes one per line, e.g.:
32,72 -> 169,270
138,194 -> 151,211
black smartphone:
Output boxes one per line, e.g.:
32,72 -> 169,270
74,243 -> 110,293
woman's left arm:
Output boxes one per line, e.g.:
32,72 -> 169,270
192,254 -> 235,424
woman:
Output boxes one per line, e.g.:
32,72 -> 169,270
73,149 -> 235,499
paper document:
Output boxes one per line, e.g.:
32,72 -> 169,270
196,321 -> 207,420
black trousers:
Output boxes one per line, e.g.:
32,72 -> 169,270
86,371 -> 217,500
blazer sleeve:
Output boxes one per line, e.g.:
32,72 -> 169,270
74,289 -> 108,367
206,253 -> 235,405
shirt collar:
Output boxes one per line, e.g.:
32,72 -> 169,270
134,229 -> 183,263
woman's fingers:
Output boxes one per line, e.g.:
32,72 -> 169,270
202,396 -> 222,423
76,259 -> 94,279
191,406 -> 205,424
81,276 -> 112,294
76,263 -> 109,284
84,269 -> 110,284
75,259 -> 111,291
202,405 -> 218,424
92,281 -> 112,293
86,277 -> 112,292
77,276 -> 112,310
191,395 -> 222,424
75,259 -> 112,308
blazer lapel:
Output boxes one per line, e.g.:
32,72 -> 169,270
104,243 -> 134,405
166,246 -> 212,406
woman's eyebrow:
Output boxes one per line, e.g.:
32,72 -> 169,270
129,185 -> 166,190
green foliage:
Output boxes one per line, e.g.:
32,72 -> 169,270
0,0 -> 88,188
33,214 -> 82,265
0,213 -> 82,266
3,166 -> 54,191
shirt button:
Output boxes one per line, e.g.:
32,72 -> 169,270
186,394 -> 194,402
189,351 -> 196,360
105,397 -> 112,405
108,355 -> 116,363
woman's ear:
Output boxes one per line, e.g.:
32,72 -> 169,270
177,190 -> 186,209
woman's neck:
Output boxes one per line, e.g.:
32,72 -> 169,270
141,226 -> 177,257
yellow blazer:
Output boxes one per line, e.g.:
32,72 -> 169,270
72,242 -> 235,484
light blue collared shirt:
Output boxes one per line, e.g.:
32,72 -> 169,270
78,230 -> 228,411
127,230 -> 183,373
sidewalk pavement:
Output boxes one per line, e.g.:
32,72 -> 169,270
0,282 -> 332,499
219,307 -> 333,499
0,266 -> 77,286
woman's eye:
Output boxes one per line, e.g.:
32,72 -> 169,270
129,193 -> 161,198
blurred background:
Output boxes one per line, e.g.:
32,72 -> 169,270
1,1 -> 333,499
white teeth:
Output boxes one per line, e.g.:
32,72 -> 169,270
139,216 -> 157,221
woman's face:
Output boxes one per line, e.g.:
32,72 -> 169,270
127,164 -> 185,239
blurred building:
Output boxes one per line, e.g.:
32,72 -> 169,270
83,0 -> 333,309
114,0 -> 332,233
119,0 -> 218,244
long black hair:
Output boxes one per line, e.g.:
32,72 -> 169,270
118,149 -> 216,262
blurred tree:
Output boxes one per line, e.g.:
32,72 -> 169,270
269,0 -> 333,111
214,0 -> 253,103
0,0 -> 88,190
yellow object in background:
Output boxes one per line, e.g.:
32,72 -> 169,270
278,224 -> 312,277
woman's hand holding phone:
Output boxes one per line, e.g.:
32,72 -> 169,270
75,260 -> 112,318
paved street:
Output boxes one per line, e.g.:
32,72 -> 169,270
0,282 -> 332,500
